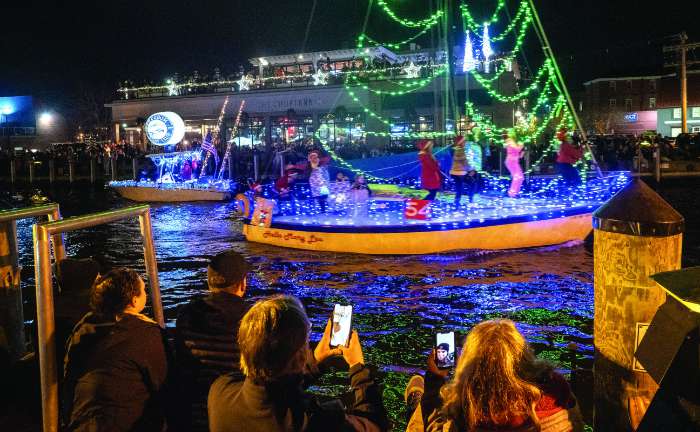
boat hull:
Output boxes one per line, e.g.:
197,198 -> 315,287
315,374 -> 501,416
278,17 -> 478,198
243,212 -> 593,255
112,186 -> 231,202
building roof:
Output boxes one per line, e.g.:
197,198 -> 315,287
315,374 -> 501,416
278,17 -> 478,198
249,46 -> 399,67
583,74 -> 672,86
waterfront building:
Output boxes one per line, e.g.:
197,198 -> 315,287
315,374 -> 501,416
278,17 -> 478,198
107,46 -> 521,152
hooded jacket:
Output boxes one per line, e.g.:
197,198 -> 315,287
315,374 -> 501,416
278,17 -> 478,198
62,312 -> 170,432
175,291 -> 248,431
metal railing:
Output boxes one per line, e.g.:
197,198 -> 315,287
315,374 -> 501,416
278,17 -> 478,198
0,204 -> 66,361
32,204 -> 163,432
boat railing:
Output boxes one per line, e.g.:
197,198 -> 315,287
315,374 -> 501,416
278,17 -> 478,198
32,205 -> 163,432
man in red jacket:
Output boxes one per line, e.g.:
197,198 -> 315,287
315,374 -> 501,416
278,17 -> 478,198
556,128 -> 584,186
418,140 -> 442,200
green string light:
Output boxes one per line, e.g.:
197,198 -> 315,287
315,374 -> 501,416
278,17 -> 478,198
460,0 -> 507,34
470,59 -> 553,103
345,65 -> 448,95
357,26 -> 434,50
375,0 -> 443,28
461,0 -> 531,42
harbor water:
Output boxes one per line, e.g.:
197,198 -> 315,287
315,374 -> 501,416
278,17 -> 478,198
5,177 -> 700,429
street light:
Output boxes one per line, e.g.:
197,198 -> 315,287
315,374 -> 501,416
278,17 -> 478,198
1,105 -> 12,124
39,112 -> 53,126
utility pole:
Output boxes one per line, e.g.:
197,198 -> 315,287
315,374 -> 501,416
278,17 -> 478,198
663,33 -> 700,134
681,33 -> 688,133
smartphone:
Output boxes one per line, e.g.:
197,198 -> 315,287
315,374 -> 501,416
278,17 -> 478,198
435,332 -> 456,369
330,304 -> 353,347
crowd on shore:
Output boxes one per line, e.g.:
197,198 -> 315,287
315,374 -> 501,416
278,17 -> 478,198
3,251 -> 585,432
1,132 -> 698,185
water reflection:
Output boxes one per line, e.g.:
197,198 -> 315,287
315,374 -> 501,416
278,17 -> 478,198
11,179 -> 698,429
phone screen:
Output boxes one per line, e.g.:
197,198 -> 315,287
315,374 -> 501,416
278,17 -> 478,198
435,332 -> 456,369
330,304 -> 353,347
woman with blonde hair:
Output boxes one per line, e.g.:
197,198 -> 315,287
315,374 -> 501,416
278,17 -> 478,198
405,319 -> 583,432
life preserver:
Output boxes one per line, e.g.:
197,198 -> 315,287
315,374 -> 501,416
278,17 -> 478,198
234,193 -> 251,218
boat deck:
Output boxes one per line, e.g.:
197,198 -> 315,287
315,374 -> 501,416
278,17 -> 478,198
264,172 -> 631,232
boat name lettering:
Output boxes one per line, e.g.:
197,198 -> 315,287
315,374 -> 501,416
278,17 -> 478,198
263,231 -> 323,244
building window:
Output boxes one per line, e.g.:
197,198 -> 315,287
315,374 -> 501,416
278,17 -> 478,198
626,81 -> 633,91
625,99 -> 633,111
609,99 -> 617,108
609,81 -> 616,91
692,107 -> 700,118
692,126 -> 700,133
649,97 -> 656,109
649,80 -> 657,91
671,127 -> 682,137
673,108 -> 682,119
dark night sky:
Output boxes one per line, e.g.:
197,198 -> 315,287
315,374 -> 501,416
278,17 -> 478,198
1,0 -> 698,109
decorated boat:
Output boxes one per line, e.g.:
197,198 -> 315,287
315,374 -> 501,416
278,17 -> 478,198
109,150 -> 235,202
237,172 -> 631,255
110,101 -> 244,203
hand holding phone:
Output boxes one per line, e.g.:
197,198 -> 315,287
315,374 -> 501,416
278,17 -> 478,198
435,332 -> 456,369
330,304 -> 353,348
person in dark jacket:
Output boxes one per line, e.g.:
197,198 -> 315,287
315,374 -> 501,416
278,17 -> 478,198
62,267 -> 170,432
208,295 -> 388,432
175,251 -> 250,431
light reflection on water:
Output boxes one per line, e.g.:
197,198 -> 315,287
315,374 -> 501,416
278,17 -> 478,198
12,178 -> 698,429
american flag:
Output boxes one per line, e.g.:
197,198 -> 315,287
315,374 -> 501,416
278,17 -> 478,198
201,132 -> 219,166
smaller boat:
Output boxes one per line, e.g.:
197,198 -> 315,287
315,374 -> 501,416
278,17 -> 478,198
111,181 -> 232,202
109,151 -> 234,202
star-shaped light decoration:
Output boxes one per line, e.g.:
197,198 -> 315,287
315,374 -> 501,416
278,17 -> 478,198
166,80 -> 178,96
403,62 -> 421,79
312,69 -> 328,86
236,75 -> 252,91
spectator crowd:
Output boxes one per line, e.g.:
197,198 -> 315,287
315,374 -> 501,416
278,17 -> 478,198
22,250 -> 586,432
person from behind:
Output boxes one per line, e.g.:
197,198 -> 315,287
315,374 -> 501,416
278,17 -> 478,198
62,268 -> 170,432
418,139 -> 442,201
404,319 -> 583,432
175,251 -> 250,431
556,128 -> 584,186
208,295 -> 387,432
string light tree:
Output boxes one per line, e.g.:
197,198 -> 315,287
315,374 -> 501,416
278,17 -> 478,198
240,0 -> 628,256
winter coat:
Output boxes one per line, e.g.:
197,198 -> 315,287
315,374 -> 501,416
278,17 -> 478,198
62,313 -> 170,432
309,166 -> 331,197
424,370 -> 584,432
208,364 -> 387,432
175,291 -> 249,432
449,146 -> 468,176
419,153 -> 442,190
556,142 -> 583,165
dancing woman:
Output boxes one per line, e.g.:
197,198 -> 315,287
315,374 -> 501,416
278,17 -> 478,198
504,129 -> 525,198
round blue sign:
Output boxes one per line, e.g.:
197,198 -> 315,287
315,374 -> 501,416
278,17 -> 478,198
145,112 -> 185,146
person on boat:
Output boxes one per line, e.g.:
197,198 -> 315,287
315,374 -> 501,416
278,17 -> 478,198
62,268 -> 172,432
418,139 -> 442,201
403,319 -> 584,432
207,295 -> 388,432
464,127 -> 483,202
181,160 -> 193,181
450,133 -> 482,207
350,174 -> 372,219
331,172 -> 352,210
175,251 -> 250,432
504,129 -> 525,198
274,163 -> 301,215
556,128 -> 584,186
308,150 -> 331,213
449,135 -> 468,206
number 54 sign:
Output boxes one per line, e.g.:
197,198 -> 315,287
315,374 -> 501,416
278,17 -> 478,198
404,199 -> 431,220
